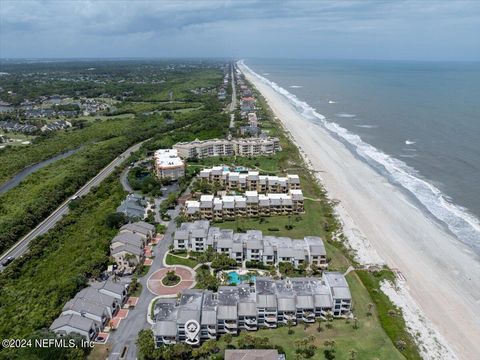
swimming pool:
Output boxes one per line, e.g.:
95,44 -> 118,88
228,271 -> 256,285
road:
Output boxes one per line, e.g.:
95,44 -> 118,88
107,205 -> 180,360
228,62 -> 237,112
0,140 -> 147,269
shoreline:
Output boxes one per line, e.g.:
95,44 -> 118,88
239,62 -> 480,359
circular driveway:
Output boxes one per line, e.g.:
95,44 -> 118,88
147,266 -> 195,296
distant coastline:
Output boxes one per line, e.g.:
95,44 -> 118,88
239,60 -> 480,359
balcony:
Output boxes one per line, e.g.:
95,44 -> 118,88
302,311 -> 315,323
245,318 -> 257,325
283,313 -> 296,321
265,314 -> 277,323
224,321 -> 237,329
263,320 -> 277,328
207,326 -> 216,335
162,337 -> 177,345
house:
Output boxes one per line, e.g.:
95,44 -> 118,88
62,298 -> 110,326
50,314 -> 100,340
111,244 -> 145,274
119,221 -> 155,240
116,194 -> 147,220
91,280 -> 128,306
111,227 -> 148,274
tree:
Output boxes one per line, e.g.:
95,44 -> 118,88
168,243 -> 174,252
349,349 -> 358,360
323,340 -> 336,360
316,317 -> 323,332
105,212 -> 127,228
325,312 -> 334,329
278,261 -> 295,276
287,319 -> 294,334
353,316 -> 359,330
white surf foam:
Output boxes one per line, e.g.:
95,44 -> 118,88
355,124 -> 378,129
328,100 -> 337,104
336,113 -> 357,118
240,60 -> 480,253
290,85 -> 302,88
405,140 -> 416,145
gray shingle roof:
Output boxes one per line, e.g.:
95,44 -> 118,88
111,233 -> 144,248
63,298 -> 106,318
50,314 -> 95,332
153,321 -> 177,337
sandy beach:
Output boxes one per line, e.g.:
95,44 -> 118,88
239,63 -> 480,359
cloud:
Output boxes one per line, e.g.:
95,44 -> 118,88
1,0 -> 479,60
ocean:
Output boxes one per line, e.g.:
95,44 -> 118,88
243,58 -> 480,253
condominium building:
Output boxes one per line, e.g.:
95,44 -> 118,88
173,137 -> 281,159
173,221 -> 327,268
198,167 -> 301,193
154,149 -> 185,180
183,189 -> 304,220
152,274 -> 352,346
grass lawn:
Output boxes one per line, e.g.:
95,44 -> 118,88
87,344 -> 110,360
165,253 -> 199,268
0,131 -> 36,147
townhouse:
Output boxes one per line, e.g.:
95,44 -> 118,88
198,167 -> 301,193
172,221 -> 327,268
152,273 -> 352,346
173,137 -> 281,159
184,189 -> 304,220
110,221 -> 155,274
50,280 -> 128,340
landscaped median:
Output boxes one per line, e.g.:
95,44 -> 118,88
146,266 -> 195,296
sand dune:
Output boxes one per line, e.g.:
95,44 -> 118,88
240,63 -> 480,359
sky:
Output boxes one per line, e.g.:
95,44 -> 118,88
1,0 -> 480,61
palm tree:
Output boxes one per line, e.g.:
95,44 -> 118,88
349,349 -> 358,360
287,319 -> 294,334
353,316 -> 359,330
316,317 -> 323,332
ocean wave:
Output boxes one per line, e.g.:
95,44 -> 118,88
335,113 -> 357,118
239,60 -> 480,252
355,124 -> 378,129
405,140 -> 416,145
290,85 -> 302,88
328,100 -> 337,104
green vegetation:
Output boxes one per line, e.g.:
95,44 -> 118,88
116,101 -> 203,115
162,270 -> 181,286
0,100 -> 228,255
165,253 -> 199,268
128,165 -> 163,197
357,270 -> 422,360
0,173 -> 124,341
